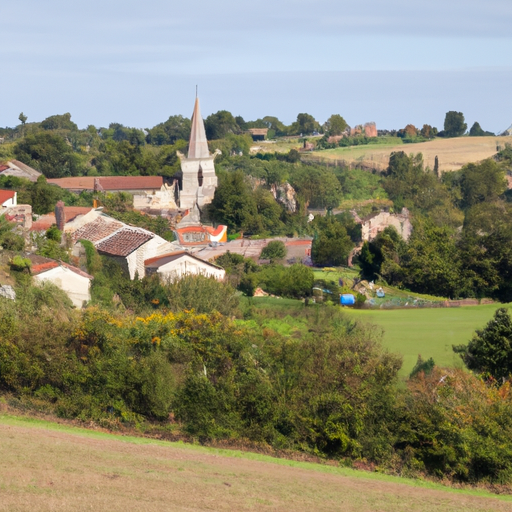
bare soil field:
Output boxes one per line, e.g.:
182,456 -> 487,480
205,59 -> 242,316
1,414 -> 511,512
305,136 -> 511,172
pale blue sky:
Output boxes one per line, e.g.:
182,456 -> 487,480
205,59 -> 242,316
2,0 -> 511,131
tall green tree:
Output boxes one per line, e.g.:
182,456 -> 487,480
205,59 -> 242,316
443,111 -> 467,137
205,111 -> 240,140
325,114 -> 348,136
453,308 -> 512,380
312,216 -> 354,266
290,113 -> 320,135
14,132 -> 84,178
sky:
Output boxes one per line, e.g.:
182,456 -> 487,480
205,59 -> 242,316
2,0 -> 512,131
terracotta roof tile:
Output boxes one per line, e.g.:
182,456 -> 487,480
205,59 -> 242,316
30,213 -> 56,231
31,261 -> 60,275
95,228 -> 154,257
72,217 -> 124,243
62,207 -> 93,222
47,176 -> 163,191
0,190 -> 16,203
0,165 -> 9,172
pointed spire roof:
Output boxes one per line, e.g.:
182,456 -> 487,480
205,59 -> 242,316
187,97 -> 210,159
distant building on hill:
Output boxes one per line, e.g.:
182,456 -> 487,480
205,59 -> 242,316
247,128 -> 268,141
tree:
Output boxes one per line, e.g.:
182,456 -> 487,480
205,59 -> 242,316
453,308 -> 512,380
40,112 -> 78,131
205,111 -> 240,140
420,124 -> 435,139
290,165 -> 342,209
145,115 -> 191,145
18,112 -> 27,126
207,170 -> 260,233
326,114 -> 348,136
312,216 -> 354,266
443,111 -> 467,138
290,113 -> 320,136
459,159 -> 506,209
260,240 -> 286,262
14,132 -> 84,178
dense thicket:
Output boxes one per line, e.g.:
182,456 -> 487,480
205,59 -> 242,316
3,282 -> 512,485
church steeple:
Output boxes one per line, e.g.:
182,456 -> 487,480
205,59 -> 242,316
187,97 -> 210,159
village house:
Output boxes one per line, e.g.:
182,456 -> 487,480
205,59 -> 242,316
72,215 -> 181,279
144,251 -> 225,282
28,255 -> 93,308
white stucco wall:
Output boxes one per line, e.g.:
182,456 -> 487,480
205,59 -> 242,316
155,254 -> 225,282
33,266 -> 91,308
126,236 -> 180,279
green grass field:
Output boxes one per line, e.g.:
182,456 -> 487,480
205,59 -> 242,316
249,289 -> 510,377
342,304 -> 511,376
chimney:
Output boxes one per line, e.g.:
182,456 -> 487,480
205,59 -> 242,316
55,201 -> 65,231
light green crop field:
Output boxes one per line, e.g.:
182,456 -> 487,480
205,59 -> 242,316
0,413 -> 511,512
345,305 -> 512,376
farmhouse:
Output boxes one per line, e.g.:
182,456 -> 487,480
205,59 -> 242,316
29,255 -> 93,308
145,251 -> 225,281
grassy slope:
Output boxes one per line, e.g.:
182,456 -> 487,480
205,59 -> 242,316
0,413 -> 510,512
304,136 -> 511,172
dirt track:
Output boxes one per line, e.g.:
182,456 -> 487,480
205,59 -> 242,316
1,420 -> 511,512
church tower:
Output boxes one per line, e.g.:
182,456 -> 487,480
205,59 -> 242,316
178,97 -> 218,210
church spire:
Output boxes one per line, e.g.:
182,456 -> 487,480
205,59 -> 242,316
187,97 -> 210,159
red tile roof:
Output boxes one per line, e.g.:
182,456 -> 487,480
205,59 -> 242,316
30,257 -> 93,279
47,176 -> 164,191
0,190 -> 16,203
31,261 -> 60,275
62,207 -> 93,222
72,217 -> 124,243
30,213 -> 56,231
95,228 -> 154,257
0,165 -> 9,172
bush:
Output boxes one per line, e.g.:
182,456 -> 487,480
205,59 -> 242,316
260,240 -> 286,262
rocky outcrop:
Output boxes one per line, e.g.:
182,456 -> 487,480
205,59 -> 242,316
271,182 -> 297,213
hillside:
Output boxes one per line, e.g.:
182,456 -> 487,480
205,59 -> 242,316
1,414 -> 511,512
303,136 -> 511,172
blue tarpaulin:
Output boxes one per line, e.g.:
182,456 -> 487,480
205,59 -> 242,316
340,294 -> 356,305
